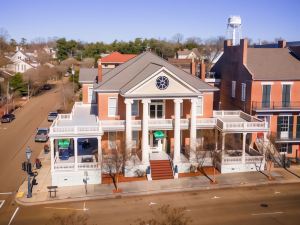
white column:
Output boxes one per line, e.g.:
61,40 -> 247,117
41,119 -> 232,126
142,99 -> 150,164
215,129 -> 218,151
97,136 -> 102,167
189,98 -> 197,163
125,99 -> 133,155
74,137 -> 78,171
221,133 -> 226,160
50,138 -> 55,172
174,99 -> 183,163
242,133 -> 247,164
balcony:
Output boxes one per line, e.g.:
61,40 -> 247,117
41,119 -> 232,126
214,111 -> 268,133
252,101 -> 300,112
49,103 -> 102,137
101,118 -> 216,132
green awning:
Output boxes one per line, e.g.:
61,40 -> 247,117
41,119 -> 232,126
153,131 -> 165,139
58,139 -> 70,148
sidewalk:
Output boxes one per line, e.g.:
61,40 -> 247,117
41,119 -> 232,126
15,151 -> 300,206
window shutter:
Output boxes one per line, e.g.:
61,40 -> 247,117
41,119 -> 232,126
289,116 -> 294,138
277,117 -> 282,138
288,144 -> 292,154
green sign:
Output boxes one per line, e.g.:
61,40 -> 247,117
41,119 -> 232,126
153,130 -> 165,139
58,139 -> 70,148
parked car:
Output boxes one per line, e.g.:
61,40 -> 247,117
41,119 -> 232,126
41,84 -> 51,90
35,128 -> 49,142
1,113 -> 15,123
48,112 -> 58,122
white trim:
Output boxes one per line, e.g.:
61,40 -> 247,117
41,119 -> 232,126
108,97 -> 118,117
126,66 -> 200,95
261,82 -> 274,85
281,82 -> 294,85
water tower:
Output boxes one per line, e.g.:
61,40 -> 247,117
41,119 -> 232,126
227,16 -> 242,46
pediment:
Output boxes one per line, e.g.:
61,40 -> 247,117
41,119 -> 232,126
126,67 -> 199,96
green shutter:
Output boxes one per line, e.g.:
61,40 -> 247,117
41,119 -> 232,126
289,116 -> 293,138
277,117 -> 282,138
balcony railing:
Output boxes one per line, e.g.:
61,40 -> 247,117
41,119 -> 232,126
252,101 -> 300,111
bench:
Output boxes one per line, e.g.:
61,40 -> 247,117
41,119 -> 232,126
47,186 -> 58,198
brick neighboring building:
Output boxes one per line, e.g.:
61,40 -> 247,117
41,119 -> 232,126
212,39 -> 300,157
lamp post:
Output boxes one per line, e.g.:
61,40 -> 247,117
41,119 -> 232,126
71,65 -> 75,99
25,146 -> 32,198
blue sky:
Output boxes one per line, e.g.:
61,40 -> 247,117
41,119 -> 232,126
1,0 -> 300,43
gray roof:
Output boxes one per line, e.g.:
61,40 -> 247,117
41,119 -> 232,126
247,48 -> 300,80
79,68 -> 111,83
94,51 -> 217,94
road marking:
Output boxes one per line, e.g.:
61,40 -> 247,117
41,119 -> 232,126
0,192 -> 12,195
185,209 -> 192,212
0,200 -> 5,209
44,206 -> 88,211
251,211 -> 284,216
274,191 -> 281,194
83,202 -> 88,211
211,196 -> 220,199
149,202 -> 157,206
8,207 -> 19,225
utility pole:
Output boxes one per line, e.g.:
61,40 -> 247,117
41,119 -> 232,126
6,80 -> 9,114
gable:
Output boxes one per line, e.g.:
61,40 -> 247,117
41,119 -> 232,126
126,68 -> 199,96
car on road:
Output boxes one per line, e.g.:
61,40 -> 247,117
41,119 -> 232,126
1,113 -> 15,123
35,128 -> 49,142
48,112 -> 58,122
41,84 -> 52,91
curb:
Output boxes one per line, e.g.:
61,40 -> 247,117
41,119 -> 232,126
15,179 -> 300,206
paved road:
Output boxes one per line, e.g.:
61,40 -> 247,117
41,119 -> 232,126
0,183 -> 299,225
0,84 -> 62,225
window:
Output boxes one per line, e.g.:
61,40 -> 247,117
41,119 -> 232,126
149,100 -> 164,119
88,87 -> 95,103
231,81 -> 236,98
279,144 -> 292,154
132,131 -> 139,149
108,97 -> 117,117
296,116 -> 300,138
241,83 -> 246,101
196,97 -> 203,116
277,116 -> 293,139
282,84 -> 291,107
108,132 -> 116,149
132,100 -> 139,116
258,116 -> 270,128
262,85 -> 271,108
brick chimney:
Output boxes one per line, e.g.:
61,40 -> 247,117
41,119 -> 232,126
191,58 -> 196,76
278,40 -> 286,48
97,58 -> 102,83
200,60 -> 206,81
240,38 -> 248,65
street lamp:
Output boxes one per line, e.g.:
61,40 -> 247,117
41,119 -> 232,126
71,64 -> 75,98
25,146 -> 32,198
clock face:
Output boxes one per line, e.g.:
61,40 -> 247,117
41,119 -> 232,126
156,76 -> 169,90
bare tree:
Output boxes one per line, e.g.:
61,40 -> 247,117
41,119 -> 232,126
80,58 -> 95,68
191,129 -> 218,183
200,36 -> 225,71
172,33 -> 184,44
46,212 -> 90,225
134,204 -> 192,225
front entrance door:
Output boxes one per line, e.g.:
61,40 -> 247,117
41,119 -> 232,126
149,100 -> 164,119
150,131 -> 166,153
